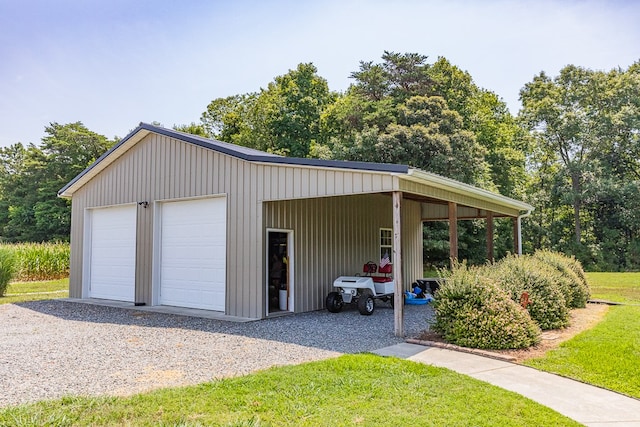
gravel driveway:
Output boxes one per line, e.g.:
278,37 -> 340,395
0,300 -> 434,407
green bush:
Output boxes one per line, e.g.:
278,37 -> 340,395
0,248 -> 15,296
490,255 -> 570,330
532,250 -> 590,308
2,242 -> 70,281
434,263 -> 541,350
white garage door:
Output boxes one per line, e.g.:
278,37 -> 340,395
159,197 -> 227,311
88,205 -> 136,302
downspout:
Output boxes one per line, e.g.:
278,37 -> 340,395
517,209 -> 533,255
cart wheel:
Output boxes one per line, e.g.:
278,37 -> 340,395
358,291 -> 375,315
326,291 -> 344,313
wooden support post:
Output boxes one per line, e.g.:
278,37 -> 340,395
448,202 -> 458,266
513,216 -> 520,255
393,191 -> 404,338
486,211 -> 494,262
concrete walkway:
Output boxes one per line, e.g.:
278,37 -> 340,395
375,343 -> 640,427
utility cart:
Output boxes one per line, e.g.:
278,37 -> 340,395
325,261 -> 395,315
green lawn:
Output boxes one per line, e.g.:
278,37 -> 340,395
0,354 -> 579,427
586,272 -> 640,303
524,272 -> 640,398
1,278 -> 68,305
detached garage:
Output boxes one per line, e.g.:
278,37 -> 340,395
59,122 -> 532,334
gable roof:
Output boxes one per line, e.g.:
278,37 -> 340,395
57,122 -> 533,216
58,122 -> 408,197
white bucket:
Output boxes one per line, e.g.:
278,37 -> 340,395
279,290 -> 288,311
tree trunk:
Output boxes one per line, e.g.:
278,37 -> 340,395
571,173 -> 582,244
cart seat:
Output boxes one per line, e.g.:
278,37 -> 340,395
362,262 -> 378,275
373,263 -> 393,282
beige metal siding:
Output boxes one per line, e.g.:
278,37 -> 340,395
402,197 -> 423,284
259,165 -> 395,201
70,134 -> 261,317
69,133 -> 399,318
264,194 -> 422,313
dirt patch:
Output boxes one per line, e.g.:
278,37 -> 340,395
111,367 -> 187,396
417,303 -> 610,363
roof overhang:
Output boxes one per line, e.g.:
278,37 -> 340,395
399,169 -> 533,218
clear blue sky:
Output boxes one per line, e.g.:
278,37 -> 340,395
1,0 -> 638,147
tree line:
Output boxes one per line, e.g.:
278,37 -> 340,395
1,52 -> 638,271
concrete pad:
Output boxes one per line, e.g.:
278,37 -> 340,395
373,343 -> 426,358
64,298 -> 257,322
394,344 -> 640,427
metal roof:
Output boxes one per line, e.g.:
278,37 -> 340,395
57,123 -> 534,215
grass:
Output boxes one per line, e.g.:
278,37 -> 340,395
0,278 -> 68,305
0,354 -> 580,427
524,305 -> 640,398
586,272 -> 640,303
423,268 -> 441,277
523,272 -> 640,398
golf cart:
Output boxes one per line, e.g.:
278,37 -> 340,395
326,261 -> 395,315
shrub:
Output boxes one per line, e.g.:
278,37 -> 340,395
0,248 -> 15,296
490,255 -> 570,330
532,250 -> 590,308
434,263 -> 541,350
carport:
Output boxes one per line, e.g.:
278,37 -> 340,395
387,169 -> 533,336
59,123 -> 532,335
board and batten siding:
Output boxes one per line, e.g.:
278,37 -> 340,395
69,133 -> 406,318
264,194 -> 423,313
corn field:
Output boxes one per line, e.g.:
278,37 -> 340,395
1,242 -> 70,281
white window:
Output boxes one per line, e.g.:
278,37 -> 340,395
380,228 -> 392,262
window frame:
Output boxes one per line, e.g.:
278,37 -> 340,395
379,227 -> 393,262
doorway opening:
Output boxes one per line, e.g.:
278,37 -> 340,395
266,230 -> 293,315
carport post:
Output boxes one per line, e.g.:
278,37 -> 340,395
512,217 -> 520,255
486,211 -> 494,262
393,191 -> 404,337
448,202 -> 458,266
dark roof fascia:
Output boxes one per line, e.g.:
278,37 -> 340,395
59,123 -> 409,196
147,124 -> 409,173
247,156 -> 408,173
146,123 -> 280,159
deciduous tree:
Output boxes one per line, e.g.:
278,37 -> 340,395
0,122 -> 114,241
